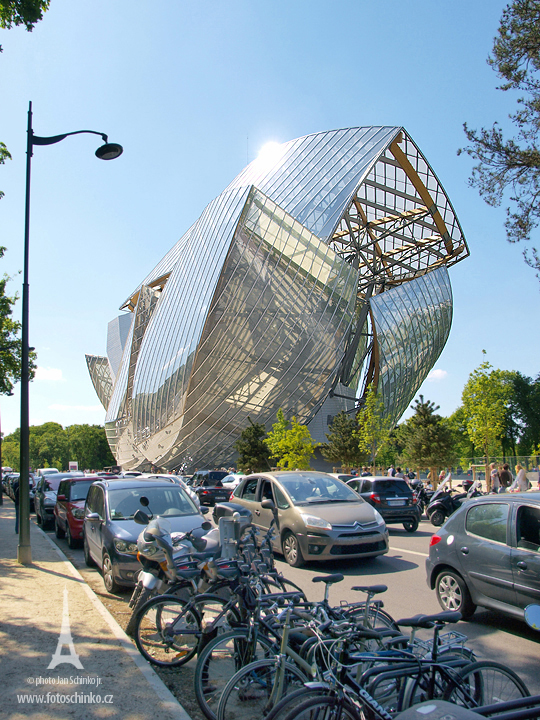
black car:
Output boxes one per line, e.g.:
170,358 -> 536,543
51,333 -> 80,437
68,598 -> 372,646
83,478 -> 207,593
346,476 -> 421,532
426,492 -> 540,620
191,470 -> 231,506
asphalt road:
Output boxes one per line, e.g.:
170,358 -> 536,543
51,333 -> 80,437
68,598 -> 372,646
43,514 -> 540,699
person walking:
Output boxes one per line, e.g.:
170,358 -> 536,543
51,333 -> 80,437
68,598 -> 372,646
12,476 -> 20,534
510,464 -> 529,492
490,462 -> 500,494
499,463 -> 512,493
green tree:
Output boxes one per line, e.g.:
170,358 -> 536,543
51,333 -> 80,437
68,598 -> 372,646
446,406 -> 478,469
461,359 -> 513,489
459,0 -> 540,277
265,409 -> 318,470
320,411 -> 366,470
66,424 -> 115,470
356,385 -> 393,474
233,418 -> 271,472
0,0 -> 50,32
399,395 -> 456,485
28,421 -> 68,470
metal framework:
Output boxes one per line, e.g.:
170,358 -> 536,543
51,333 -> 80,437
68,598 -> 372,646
87,127 -> 468,470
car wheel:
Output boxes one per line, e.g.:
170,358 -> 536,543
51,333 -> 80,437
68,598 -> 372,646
435,569 -> 476,619
66,523 -> 77,549
430,510 -> 446,527
83,533 -> 96,567
102,552 -> 121,594
54,518 -> 65,539
282,531 -> 304,568
403,518 -> 419,533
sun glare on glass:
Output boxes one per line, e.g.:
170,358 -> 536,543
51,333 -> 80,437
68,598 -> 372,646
257,141 -> 284,165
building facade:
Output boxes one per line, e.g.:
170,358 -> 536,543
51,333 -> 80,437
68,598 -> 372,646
87,126 -> 468,470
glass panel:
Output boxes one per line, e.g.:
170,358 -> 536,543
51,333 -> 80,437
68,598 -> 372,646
466,503 -> 509,544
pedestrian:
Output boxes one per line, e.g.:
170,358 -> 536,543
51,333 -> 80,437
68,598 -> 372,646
499,463 -> 512,493
361,466 -> 370,477
12,476 -> 20,534
490,462 -> 500,494
387,465 -> 395,477
395,467 -> 405,479
510,464 -> 529,492
438,469 -> 446,487
446,467 -> 453,490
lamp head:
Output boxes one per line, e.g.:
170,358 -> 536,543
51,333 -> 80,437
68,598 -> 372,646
95,142 -> 123,160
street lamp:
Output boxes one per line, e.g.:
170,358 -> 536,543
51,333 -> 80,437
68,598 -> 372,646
18,101 -> 123,564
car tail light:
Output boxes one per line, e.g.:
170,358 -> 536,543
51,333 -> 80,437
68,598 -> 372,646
429,535 -> 442,547
412,495 -> 418,504
370,493 -> 381,504
229,491 -> 234,500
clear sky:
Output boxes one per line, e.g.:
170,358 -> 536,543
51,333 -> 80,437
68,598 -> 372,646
0,0 -> 538,438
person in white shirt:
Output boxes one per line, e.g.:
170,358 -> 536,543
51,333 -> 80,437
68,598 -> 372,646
510,464 -> 528,492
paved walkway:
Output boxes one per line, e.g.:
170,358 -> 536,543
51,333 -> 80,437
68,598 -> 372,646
0,499 -> 191,720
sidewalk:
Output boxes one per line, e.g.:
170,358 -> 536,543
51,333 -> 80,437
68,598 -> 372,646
0,500 -> 191,720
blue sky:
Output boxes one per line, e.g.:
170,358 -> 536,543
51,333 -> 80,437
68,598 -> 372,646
0,0 -> 538,437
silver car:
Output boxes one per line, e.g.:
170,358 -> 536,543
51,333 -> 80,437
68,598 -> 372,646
231,471 -> 389,567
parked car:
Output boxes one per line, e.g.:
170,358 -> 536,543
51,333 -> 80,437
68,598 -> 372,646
36,468 -> 60,477
83,478 -> 207,593
54,476 -> 108,548
221,473 -> 246,490
231,471 -> 388,567
346,476 -> 421,532
191,470 -> 231,505
329,473 -> 357,482
34,472 -> 84,528
426,492 -> 540,620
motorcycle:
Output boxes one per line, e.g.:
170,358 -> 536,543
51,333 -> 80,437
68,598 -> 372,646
125,499 -> 251,635
426,475 -> 482,527
410,479 -> 434,517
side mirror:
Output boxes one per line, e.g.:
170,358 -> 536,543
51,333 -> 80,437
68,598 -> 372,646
200,506 -> 210,515
85,512 -> 101,521
133,509 -> 150,525
57,494 -> 66,501
524,604 -> 540,631
261,499 -> 276,511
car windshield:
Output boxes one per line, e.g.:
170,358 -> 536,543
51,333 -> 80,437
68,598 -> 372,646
107,486 -> 198,520
280,473 -> 360,505
43,477 -> 62,492
69,480 -> 94,502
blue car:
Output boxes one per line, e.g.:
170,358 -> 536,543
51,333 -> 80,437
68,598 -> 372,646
83,478 -> 207,593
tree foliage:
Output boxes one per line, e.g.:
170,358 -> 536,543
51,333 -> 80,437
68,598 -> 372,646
459,0 -> 540,277
233,419 -> 271,472
3,422 -> 114,471
0,0 -> 49,32
399,395 -> 456,471
461,359 -> 513,485
320,411 -> 366,469
265,409 -> 318,470
356,385 -> 393,472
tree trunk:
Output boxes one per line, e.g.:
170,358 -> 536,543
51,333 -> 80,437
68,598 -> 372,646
485,444 -> 490,493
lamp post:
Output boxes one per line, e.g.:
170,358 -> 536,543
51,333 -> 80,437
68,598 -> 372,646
18,101 -> 122,564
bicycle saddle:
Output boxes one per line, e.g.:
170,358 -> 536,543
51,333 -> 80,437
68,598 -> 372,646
312,573 -> 344,584
351,584 -> 388,594
396,610 -> 462,628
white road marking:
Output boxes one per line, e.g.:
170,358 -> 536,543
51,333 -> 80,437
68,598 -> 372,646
389,546 -> 429,558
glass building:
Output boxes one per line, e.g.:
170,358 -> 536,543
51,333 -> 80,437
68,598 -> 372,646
87,127 -> 468,470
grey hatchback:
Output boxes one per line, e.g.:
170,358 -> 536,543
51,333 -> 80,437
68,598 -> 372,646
426,492 -> 540,620
231,471 -> 388,567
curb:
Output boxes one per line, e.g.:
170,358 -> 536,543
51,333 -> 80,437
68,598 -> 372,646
36,523 -> 192,720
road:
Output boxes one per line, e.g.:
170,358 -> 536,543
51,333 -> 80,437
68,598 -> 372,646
43,515 -> 540,703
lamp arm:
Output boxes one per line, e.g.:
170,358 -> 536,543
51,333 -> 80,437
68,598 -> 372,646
32,130 -> 108,147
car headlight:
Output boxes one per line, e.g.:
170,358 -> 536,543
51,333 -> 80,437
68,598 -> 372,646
373,509 -> 385,526
72,508 -> 85,519
113,539 -> 138,554
300,514 -> 332,531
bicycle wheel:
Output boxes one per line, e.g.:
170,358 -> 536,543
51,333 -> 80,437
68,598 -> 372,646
443,660 -> 530,707
194,629 -> 276,720
344,604 -> 397,632
265,687 -> 332,720
401,651 -> 476,709
217,658 -> 309,720
134,595 -> 200,667
281,693 -> 363,720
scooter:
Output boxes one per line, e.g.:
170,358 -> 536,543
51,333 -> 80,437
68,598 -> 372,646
410,479 -> 434,517
427,475 -> 482,527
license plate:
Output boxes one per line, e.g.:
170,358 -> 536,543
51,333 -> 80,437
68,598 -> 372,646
388,499 -> 405,506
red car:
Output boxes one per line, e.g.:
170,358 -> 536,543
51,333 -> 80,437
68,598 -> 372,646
54,476 -> 115,548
